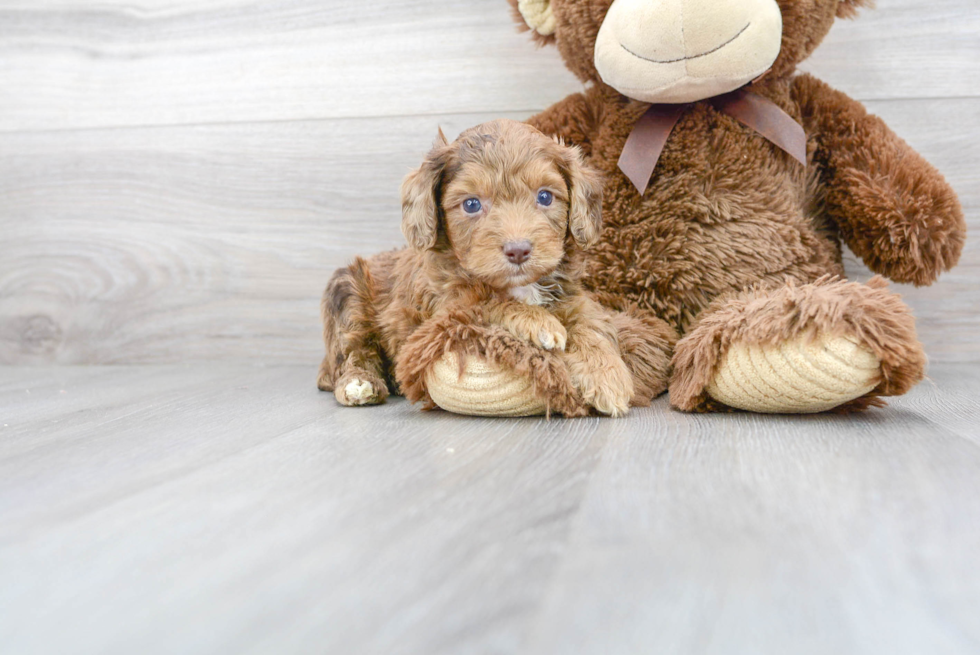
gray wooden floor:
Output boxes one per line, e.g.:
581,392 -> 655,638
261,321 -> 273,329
2,364 -> 979,654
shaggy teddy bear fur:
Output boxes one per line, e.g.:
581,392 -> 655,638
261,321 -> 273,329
487,0 -> 965,412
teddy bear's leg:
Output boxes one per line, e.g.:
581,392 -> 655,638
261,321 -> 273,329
669,276 -> 926,413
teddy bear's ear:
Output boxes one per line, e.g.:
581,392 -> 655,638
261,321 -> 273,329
401,129 -> 451,251
508,0 -> 557,38
836,0 -> 875,19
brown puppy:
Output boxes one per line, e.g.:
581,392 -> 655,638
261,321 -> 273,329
318,119 -> 649,416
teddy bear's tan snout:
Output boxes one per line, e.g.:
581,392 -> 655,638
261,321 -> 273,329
593,0 -> 783,103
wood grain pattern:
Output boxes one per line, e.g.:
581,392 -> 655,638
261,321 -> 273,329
890,361 -> 980,446
800,0 -> 980,101
528,402 -> 980,654
0,111 -> 522,364
1,363 -> 978,653
0,1 -> 582,132
0,0 -> 976,132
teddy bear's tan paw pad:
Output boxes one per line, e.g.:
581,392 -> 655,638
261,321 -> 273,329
706,333 -> 881,414
425,352 -> 548,417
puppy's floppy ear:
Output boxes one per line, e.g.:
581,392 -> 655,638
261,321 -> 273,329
558,144 -> 604,250
401,129 -> 451,251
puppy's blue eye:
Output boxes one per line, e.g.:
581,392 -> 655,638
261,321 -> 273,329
462,198 -> 482,214
537,190 -> 554,207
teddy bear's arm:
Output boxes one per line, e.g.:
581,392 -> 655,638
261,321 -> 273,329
793,73 -> 965,287
526,92 -> 597,155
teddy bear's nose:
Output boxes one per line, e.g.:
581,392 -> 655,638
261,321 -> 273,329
503,240 -> 533,265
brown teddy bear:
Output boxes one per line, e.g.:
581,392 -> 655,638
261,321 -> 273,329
413,0 -> 965,415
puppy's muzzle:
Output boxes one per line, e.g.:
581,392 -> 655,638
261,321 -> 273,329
503,240 -> 533,265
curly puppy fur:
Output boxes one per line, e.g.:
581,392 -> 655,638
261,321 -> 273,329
506,0 -> 963,411
318,119 -> 676,416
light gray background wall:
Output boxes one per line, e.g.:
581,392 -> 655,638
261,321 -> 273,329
1,0 -> 976,365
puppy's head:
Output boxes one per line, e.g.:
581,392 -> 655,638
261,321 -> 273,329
401,119 -> 603,289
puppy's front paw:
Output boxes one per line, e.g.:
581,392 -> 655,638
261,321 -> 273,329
501,309 -> 567,351
535,323 -> 568,351
569,353 -> 633,417
335,371 -> 388,406
527,314 -> 567,351
346,379 -> 374,401
588,383 -> 632,418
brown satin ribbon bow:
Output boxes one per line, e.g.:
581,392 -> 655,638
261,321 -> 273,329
618,87 -> 808,195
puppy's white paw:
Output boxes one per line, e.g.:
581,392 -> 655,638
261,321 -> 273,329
334,372 -> 388,407
344,379 -> 374,405
537,327 -> 567,351
505,313 -> 567,352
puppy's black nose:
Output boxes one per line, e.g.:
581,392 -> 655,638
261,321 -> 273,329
503,240 -> 532,265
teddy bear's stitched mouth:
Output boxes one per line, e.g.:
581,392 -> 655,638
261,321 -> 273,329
620,22 -> 751,64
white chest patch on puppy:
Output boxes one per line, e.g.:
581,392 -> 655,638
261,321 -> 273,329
509,281 -> 560,306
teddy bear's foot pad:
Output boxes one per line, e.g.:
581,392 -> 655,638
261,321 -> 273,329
426,352 -> 548,417
707,333 -> 881,413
